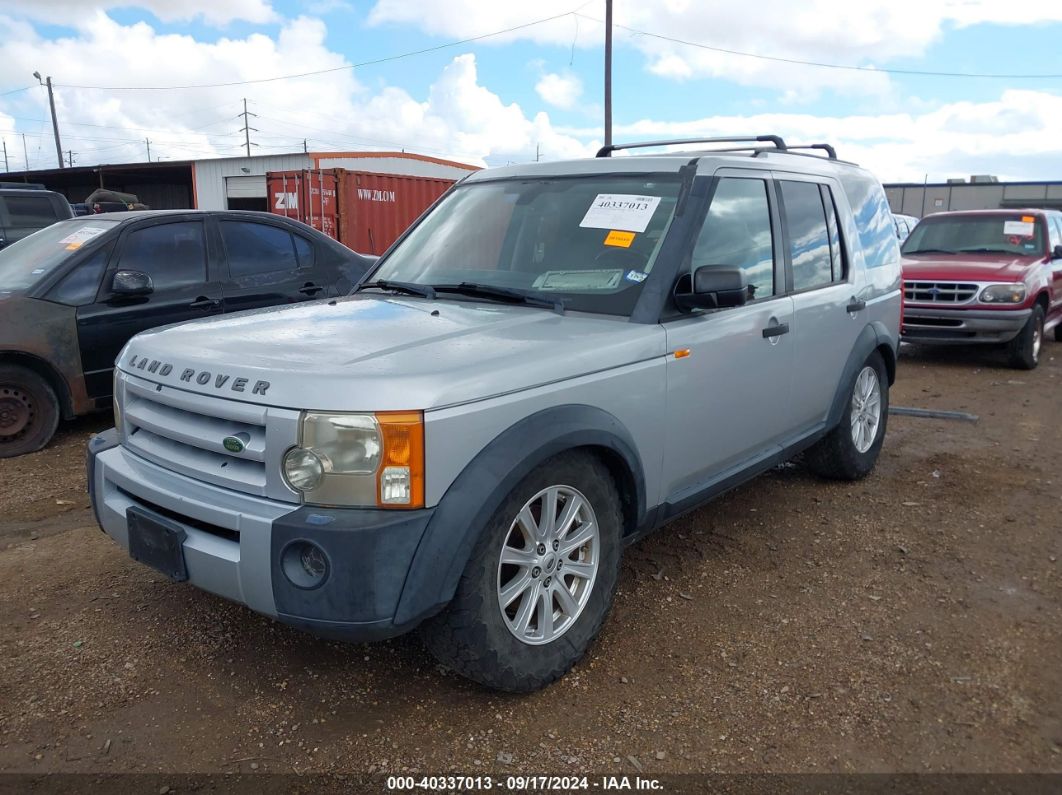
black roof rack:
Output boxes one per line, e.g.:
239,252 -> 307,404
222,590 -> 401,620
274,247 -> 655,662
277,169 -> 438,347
785,143 -> 837,159
596,135 -> 787,158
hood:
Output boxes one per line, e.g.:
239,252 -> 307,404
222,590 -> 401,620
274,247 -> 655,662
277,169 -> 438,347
117,295 -> 665,411
901,252 -> 1039,282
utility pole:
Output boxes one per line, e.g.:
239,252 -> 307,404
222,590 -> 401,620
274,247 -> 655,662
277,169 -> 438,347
145,138 -> 151,161
303,138 -> 308,154
603,0 -> 613,148
22,134 -> 28,170
238,98 -> 258,157
33,72 -> 64,168
2,139 -> 8,173
66,150 -> 76,168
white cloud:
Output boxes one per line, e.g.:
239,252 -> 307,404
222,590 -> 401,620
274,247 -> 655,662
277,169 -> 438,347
558,88 -> 1062,182
535,72 -> 582,109
0,13 -> 590,169
367,0 -> 1062,97
3,0 -> 278,25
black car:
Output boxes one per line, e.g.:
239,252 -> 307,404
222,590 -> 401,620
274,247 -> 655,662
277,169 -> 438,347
0,187 -> 74,250
0,210 -> 374,456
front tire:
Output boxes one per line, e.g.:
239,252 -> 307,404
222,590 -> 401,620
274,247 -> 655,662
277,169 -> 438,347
1007,305 -> 1044,370
0,365 -> 60,459
804,351 -> 889,481
420,452 -> 623,692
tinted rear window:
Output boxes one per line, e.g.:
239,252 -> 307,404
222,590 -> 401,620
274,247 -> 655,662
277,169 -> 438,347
838,172 -> 900,269
3,195 -> 61,226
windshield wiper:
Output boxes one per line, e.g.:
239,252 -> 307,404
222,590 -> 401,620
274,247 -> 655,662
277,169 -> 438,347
956,247 -> 1012,254
904,248 -> 958,255
356,279 -> 436,299
431,282 -> 565,315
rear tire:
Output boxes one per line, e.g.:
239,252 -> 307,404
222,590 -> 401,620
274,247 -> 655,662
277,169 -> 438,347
804,351 -> 889,481
419,451 -> 623,692
0,365 -> 60,459
1006,305 -> 1044,370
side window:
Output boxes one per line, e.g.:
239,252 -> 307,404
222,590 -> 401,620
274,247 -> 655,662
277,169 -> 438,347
1048,215 -> 1062,251
49,245 -> 111,306
779,180 -> 832,292
220,221 -> 298,278
821,184 -> 846,282
4,195 -> 60,226
293,234 -> 315,269
117,222 -> 206,290
837,171 -> 901,269
691,177 -> 774,300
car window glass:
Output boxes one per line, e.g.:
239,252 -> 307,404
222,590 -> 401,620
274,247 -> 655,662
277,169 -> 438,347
837,172 -> 900,269
117,222 -> 206,290
220,221 -> 298,278
821,185 -> 846,282
1049,216 -> 1062,250
293,234 -> 315,269
3,195 -> 59,226
48,245 -> 111,306
691,178 -> 774,299
780,181 -> 832,291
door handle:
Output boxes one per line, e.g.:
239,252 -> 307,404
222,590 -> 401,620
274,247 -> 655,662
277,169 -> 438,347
189,296 -> 220,309
299,284 -> 324,296
762,322 -> 790,339
846,298 -> 867,313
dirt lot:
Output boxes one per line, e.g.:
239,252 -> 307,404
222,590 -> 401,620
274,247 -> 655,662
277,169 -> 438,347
1,343 -> 1060,779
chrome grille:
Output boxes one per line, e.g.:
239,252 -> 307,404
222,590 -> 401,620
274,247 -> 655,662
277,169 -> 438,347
119,374 -> 301,502
903,281 -> 978,304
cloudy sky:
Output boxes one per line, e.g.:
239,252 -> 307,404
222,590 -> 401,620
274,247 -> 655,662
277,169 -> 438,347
1,0 -> 1060,182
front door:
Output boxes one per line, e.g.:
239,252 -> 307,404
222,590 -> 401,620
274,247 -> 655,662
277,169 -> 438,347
661,173 -> 795,506
76,219 -> 222,400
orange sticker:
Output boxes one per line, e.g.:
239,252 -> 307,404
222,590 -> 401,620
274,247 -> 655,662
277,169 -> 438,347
65,242 -> 82,250
1021,215 -> 1035,223
604,230 -> 635,248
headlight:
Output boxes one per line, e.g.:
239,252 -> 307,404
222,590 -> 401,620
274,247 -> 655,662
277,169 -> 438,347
979,283 -> 1026,304
284,411 -> 424,509
283,447 -> 324,491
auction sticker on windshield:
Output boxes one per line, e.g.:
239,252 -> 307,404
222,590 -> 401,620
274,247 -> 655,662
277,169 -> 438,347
580,194 -> 661,233
1003,220 -> 1035,237
60,226 -> 109,250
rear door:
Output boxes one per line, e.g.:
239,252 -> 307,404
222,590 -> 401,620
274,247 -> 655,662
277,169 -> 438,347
216,217 -> 330,313
661,170 -> 795,505
75,218 -> 222,399
776,175 -> 863,434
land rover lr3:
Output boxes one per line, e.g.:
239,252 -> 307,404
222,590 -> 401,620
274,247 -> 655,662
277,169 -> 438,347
89,136 -> 902,692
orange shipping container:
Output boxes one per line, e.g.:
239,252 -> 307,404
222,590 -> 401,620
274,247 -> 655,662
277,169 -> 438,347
267,169 -> 455,255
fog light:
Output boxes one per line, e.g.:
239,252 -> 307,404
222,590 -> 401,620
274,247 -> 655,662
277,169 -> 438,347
283,447 -> 324,492
280,540 -> 329,590
380,466 -> 412,505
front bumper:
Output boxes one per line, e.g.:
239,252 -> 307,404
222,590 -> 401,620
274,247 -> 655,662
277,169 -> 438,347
901,306 -> 1031,345
89,433 -> 436,642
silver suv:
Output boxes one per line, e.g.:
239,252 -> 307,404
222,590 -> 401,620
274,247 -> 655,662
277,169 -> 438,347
88,136 -> 901,691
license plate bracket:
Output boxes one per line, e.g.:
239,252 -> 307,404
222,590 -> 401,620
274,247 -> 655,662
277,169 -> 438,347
127,507 -> 189,582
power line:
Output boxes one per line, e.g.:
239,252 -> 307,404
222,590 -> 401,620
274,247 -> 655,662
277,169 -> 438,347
50,8 -> 583,91
576,13 -> 1062,79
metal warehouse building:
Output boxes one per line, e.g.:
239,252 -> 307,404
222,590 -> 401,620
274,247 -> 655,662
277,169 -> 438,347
885,177 -> 1062,218
0,151 -> 477,211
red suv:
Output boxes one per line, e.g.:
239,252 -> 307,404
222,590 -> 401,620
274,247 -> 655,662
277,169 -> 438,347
900,209 -> 1062,369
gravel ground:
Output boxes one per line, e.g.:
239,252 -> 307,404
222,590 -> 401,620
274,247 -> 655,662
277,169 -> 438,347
0,342 -> 1059,778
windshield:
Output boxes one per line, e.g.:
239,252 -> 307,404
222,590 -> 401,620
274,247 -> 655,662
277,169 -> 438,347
902,214 -> 1044,256
0,218 -> 118,292
368,175 -> 682,315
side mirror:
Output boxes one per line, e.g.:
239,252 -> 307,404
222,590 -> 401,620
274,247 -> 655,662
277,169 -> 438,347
111,269 -> 153,296
1053,244 -> 1062,259
674,266 -> 749,311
